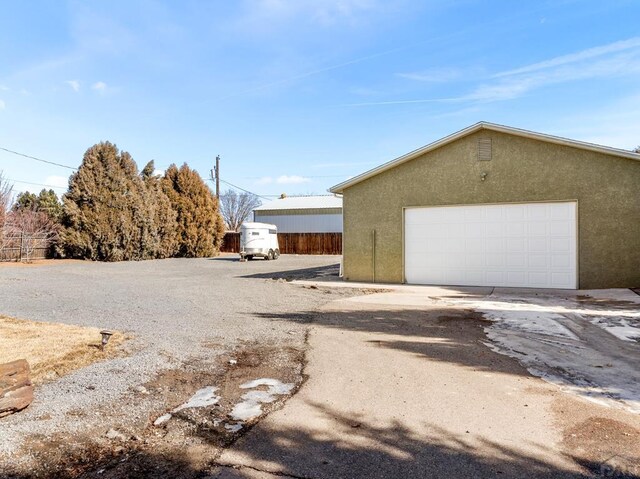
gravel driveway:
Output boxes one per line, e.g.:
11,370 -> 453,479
0,254 -> 344,475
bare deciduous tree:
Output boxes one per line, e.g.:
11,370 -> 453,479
0,172 -> 14,258
0,171 -> 12,227
4,209 -> 59,262
219,189 -> 262,231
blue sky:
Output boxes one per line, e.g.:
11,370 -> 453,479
1,0 -> 639,200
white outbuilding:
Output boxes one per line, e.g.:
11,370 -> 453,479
253,195 -> 342,233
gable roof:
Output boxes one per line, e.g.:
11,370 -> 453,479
329,122 -> 640,194
254,195 -> 342,211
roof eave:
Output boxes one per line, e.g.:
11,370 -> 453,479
329,121 -> 640,194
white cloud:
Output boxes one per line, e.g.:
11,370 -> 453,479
276,175 -> 311,184
44,175 -> 69,190
345,37 -> 640,106
153,169 -> 165,177
246,0 -> 381,25
92,81 -> 107,93
311,161 -> 376,169
397,67 -> 463,83
494,37 -> 640,78
0,100 -> 5,110
550,93 -> 640,150
0,85 -> 8,91
65,80 -> 80,92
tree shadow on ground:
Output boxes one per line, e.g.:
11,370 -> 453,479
254,304 -> 640,406
255,307 -> 532,378
208,256 -> 240,262
6,402 -> 635,478
240,263 -> 340,281
212,402 -> 634,478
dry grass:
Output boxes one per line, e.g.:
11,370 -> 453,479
0,316 -> 126,384
0,259 -> 83,268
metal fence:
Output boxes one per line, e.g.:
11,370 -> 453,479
221,232 -> 342,255
0,233 -> 51,262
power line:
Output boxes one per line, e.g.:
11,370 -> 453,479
209,177 -> 272,201
242,174 -> 349,179
0,146 -> 77,171
6,177 -> 67,191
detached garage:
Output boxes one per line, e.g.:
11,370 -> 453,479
330,122 -> 640,289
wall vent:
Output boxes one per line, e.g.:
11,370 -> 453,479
478,138 -> 492,161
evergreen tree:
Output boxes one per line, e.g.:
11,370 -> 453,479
14,189 -> 63,222
140,160 -> 178,258
141,160 -> 156,179
162,163 -> 224,257
36,189 -> 63,222
13,191 -> 38,211
60,142 -> 152,261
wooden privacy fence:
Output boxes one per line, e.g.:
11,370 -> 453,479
221,232 -> 241,253
221,232 -> 342,255
0,234 -> 51,262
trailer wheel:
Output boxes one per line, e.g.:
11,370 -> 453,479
247,255 -> 254,261
266,250 -> 274,260
274,249 -> 280,259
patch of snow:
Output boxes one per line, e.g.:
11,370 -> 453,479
224,423 -> 243,433
153,413 -> 172,426
240,378 -> 294,394
592,319 -> 640,342
230,378 -> 294,421
153,386 -> 220,426
448,296 -> 640,341
172,386 -> 220,413
443,294 -> 640,413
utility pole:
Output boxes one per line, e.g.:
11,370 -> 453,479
214,155 -> 220,198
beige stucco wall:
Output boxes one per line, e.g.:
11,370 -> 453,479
342,130 -> 640,289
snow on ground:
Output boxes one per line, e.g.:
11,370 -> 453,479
153,379 -> 295,430
230,379 -> 294,421
442,291 -> 640,413
450,295 -> 640,342
154,386 -> 220,426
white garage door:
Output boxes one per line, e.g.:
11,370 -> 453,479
404,202 -> 577,289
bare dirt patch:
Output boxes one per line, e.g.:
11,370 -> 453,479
562,415 -> 640,477
7,343 -> 306,478
0,316 -> 126,383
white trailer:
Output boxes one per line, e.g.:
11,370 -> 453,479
240,222 -> 280,260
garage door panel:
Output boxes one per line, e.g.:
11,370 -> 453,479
528,204 -> 548,219
529,254 -> 549,268
551,254 -> 571,268
550,221 -> 571,236
506,222 -> 526,236
465,254 -> 485,268
465,222 -> 484,237
465,238 -> 485,253
528,272 -> 550,286
551,203 -> 574,219
506,254 -> 527,267
529,238 -> 548,252
404,202 -> 577,289
486,238 -> 506,253
506,238 -> 526,253
551,272 -> 572,288
528,222 -> 548,236
506,205 -> 526,220
550,238 -> 571,252
486,271 -> 505,283
486,223 -> 504,237
485,253 -> 505,268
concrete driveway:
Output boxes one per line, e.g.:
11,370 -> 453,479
214,284 -> 640,478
